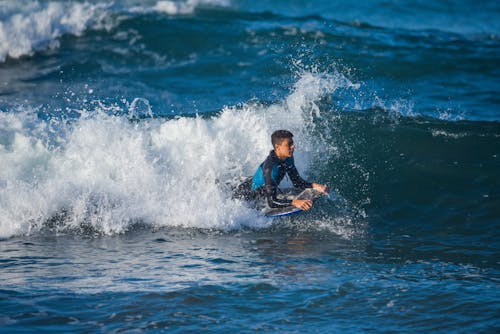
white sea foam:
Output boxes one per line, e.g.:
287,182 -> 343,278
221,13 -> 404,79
151,0 -> 230,15
431,130 -> 467,139
0,71 -> 357,239
125,0 -> 230,16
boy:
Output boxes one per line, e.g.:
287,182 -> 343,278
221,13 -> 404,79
235,130 -> 329,210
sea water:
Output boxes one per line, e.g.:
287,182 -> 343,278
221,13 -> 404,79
0,0 -> 499,333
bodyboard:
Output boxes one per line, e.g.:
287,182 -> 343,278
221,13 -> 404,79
263,188 -> 325,218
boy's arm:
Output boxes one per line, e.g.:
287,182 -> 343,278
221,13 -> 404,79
264,185 -> 293,208
287,159 -> 329,195
286,161 -> 313,189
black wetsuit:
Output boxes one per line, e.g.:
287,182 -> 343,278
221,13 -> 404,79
235,150 -> 312,208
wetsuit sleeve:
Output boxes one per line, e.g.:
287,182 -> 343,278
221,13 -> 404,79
286,159 -> 313,189
264,185 -> 292,208
262,156 -> 293,208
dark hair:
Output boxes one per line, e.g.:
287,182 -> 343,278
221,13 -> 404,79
271,129 -> 293,147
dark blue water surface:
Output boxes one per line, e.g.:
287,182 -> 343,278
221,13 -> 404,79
1,0 -> 499,333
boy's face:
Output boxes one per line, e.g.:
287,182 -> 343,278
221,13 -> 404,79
275,137 -> 295,159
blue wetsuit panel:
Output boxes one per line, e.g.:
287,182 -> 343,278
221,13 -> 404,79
251,159 -> 289,190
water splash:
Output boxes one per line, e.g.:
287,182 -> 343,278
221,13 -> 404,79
0,70 -> 359,239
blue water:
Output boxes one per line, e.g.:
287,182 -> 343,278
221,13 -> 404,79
1,0 -> 499,332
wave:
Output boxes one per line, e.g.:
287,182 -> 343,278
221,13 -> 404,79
0,0 -> 231,63
1,66 -> 498,241
0,71 -> 363,239
0,1 -> 112,62
2,0 -> 497,70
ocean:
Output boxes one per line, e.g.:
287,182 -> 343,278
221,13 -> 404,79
1,0 -> 499,332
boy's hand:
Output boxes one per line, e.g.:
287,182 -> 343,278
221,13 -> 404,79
312,183 -> 329,195
292,199 -> 313,211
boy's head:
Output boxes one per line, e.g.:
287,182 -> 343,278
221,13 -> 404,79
271,129 -> 293,147
271,129 -> 295,159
